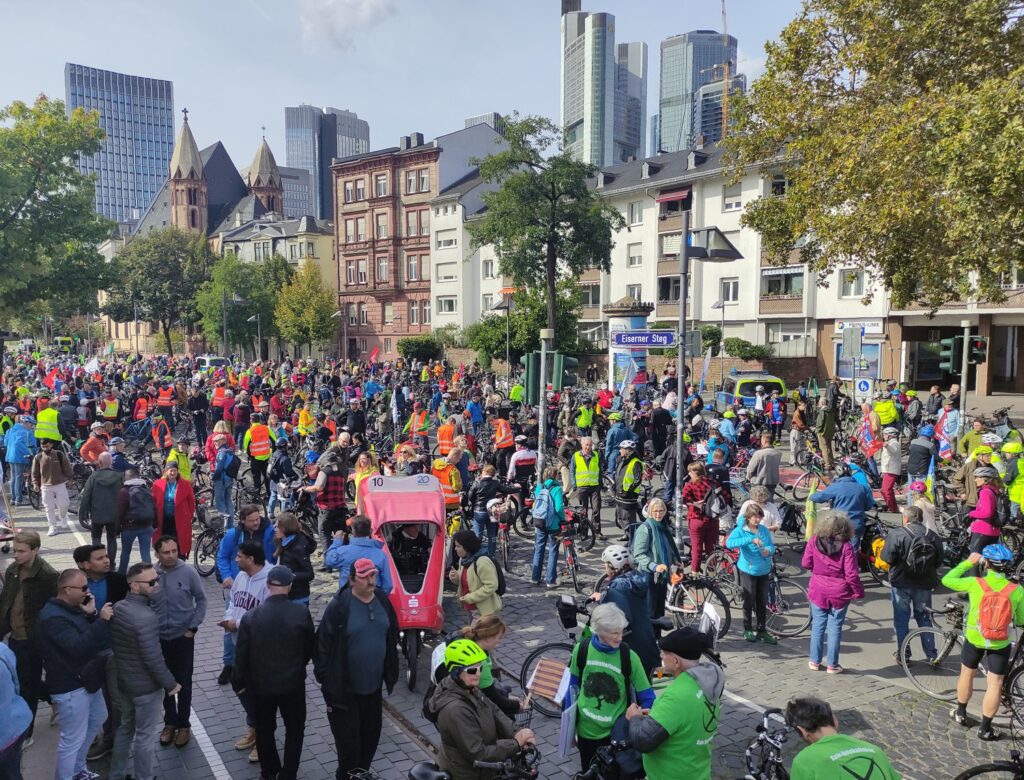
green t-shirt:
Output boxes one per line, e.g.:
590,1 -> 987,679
569,640 -> 651,740
940,560 -> 1024,649
642,672 -> 718,780
791,734 -> 901,780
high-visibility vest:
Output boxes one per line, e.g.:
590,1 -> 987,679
247,425 -> 272,459
576,406 -> 594,429
251,393 -> 264,409
152,420 -> 172,449
134,397 -> 150,420
875,399 -> 899,425
35,397 -> 48,414
437,423 -> 455,455
432,460 -> 461,506
620,457 -> 643,494
573,451 -> 601,487
325,418 -> 337,439
298,409 -> 314,436
494,418 -> 514,449
157,387 -> 175,408
34,407 -> 61,442
212,387 -> 227,408
102,399 -> 119,419
17,397 -> 31,415
405,411 -> 428,435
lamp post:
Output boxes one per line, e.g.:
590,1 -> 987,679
247,313 -> 261,361
491,293 -> 514,388
673,221 -> 743,548
331,309 -> 344,365
711,299 -> 726,390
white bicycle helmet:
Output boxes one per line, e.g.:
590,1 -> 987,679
755,385 -> 765,392
601,545 -> 632,569
90,421 -> 105,431
708,418 -> 721,429
982,433 -> 1002,446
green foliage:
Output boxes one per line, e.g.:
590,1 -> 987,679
466,114 -> 625,330
396,334 -> 443,362
724,337 -> 774,361
103,228 -> 213,355
476,350 -> 492,370
274,262 -> 335,352
701,325 -> 722,357
463,282 -> 581,361
433,323 -> 467,349
0,96 -> 114,317
725,0 -> 1024,310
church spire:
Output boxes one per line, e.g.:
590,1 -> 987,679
169,107 -> 205,181
169,108 -> 207,234
247,135 -> 283,214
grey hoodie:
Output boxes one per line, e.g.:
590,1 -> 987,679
152,558 -> 207,640
627,661 -> 726,752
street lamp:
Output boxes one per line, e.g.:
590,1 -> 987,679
221,293 -> 245,357
711,299 -> 726,390
491,291 -> 515,388
247,314 -> 261,360
331,309 -> 345,365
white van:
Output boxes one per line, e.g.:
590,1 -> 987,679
195,355 -> 229,371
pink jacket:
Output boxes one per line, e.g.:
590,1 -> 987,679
969,484 -> 1001,537
802,536 -> 864,610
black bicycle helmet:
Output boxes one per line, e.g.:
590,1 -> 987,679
275,437 -> 290,449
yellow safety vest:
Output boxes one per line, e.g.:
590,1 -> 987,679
576,406 -> 594,429
166,449 -> 192,482
34,407 -> 61,442
620,457 -> 643,493
573,451 -> 601,487
102,399 -> 119,419
875,399 -> 899,425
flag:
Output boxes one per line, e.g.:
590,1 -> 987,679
368,346 -> 380,364
618,358 -> 637,393
935,409 -> 952,460
698,346 -> 713,394
43,367 -> 58,390
925,455 -> 936,502
84,357 -> 100,373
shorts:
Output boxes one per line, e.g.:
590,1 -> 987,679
961,642 -> 1012,675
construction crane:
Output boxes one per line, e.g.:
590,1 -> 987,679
721,0 -> 730,140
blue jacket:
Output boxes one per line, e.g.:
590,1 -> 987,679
704,437 -> 730,465
212,445 -> 235,484
604,422 -> 635,463
37,598 -> 111,695
466,399 -> 484,425
110,450 -> 131,472
601,570 -> 659,675
0,643 -> 31,751
849,463 -> 873,494
534,478 -> 566,531
725,523 -> 775,576
216,520 -> 277,581
325,537 -> 394,593
4,424 -> 35,465
719,418 -> 737,443
810,476 -> 875,525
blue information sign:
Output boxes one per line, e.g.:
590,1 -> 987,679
611,331 -> 676,348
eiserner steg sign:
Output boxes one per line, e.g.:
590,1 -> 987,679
611,331 -> 676,348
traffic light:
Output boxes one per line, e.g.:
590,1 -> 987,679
519,352 -> 540,406
938,336 -> 964,372
969,336 -> 989,365
551,353 -> 579,391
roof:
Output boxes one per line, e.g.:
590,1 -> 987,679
247,138 -> 281,189
437,169 -> 483,198
593,143 -> 728,197
217,214 -> 333,243
211,194 -> 269,236
169,119 -> 204,180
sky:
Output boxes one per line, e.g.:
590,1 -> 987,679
0,0 -> 803,167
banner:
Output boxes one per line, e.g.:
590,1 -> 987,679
698,346 -> 713,393
618,357 -> 638,393
84,357 -> 100,373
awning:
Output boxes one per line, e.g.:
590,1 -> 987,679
497,287 -> 517,296
655,187 -> 691,203
760,265 -> 804,277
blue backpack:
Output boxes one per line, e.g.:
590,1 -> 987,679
532,483 -> 559,531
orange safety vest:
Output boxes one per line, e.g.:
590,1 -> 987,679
157,387 -> 175,408
437,423 -> 455,456
212,387 -> 227,408
17,397 -> 32,415
35,397 -> 49,414
134,397 -> 150,420
251,393 -> 264,409
152,420 -> 172,449
494,418 -> 514,449
326,418 -> 337,439
408,411 -> 428,434
248,425 -> 272,458
431,461 -> 461,506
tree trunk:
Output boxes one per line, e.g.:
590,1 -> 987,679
162,321 -> 173,356
545,241 -> 558,336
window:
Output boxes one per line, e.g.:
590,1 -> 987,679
771,175 -> 789,197
407,254 -> 419,281
406,210 -> 417,236
345,219 -> 355,243
436,229 -> 457,249
436,263 -> 458,282
420,255 -> 429,279
356,217 -> 366,241
298,243 -> 304,258
344,181 -> 354,203
359,338 -> 367,353
722,183 -> 742,212
307,242 -> 315,257
355,179 -> 366,200
627,243 -> 642,267
347,304 -> 356,325
768,322 -> 808,342
375,174 -> 387,197
406,171 -> 416,194
419,210 -> 429,235
762,269 -> 804,296
435,207 -> 441,217
1003,266 -> 1024,288
359,304 -> 368,325
840,268 -> 865,298
375,213 -> 388,239
254,243 -> 262,261
422,299 -> 431,323
419,169 -> 430,192
357,259 -> 367,284
627,201 -> 643,225
580,283 -> 600,306
377,256 -> 388,282
383,302 -> 393,324
482,259 -> 495,279
721,278 -> 739,303
384,338 -> 392,353
409,301 -> 419,324
482,294 -> 494,312
626,283 -> 642,301
657,277 -> 680,303
346,261 -> 356,285
437,296 -> 456,314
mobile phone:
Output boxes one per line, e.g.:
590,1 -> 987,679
82,593 -> 93,606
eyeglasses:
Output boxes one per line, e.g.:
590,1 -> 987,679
63,584 -> 89,592
462,667 -> 481,675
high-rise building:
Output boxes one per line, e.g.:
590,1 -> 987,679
614,42 -> 647,162
464,112 -> 507,135
280,166 -> 314,217
692,75 -> 747,146
64,62 -> 174,223
658,30 -> 738,153
650,113 -> 660,155
285,105 -> 369,219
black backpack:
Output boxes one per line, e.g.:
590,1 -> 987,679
473,554 -> 507,596
126,484 -> 157,526
994,489 -> 1012,529
702,484 -> 731,521
224,451 -> 241,479
576,636 -> 632,682
901,526 -> 938,577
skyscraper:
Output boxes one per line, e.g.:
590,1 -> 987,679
284,105 -> 369,219
692,75 -> 747,146
64,62 -> 174,223
658,30 -> 738,153
614,42 -> 647,162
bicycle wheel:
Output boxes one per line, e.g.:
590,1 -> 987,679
28,484 -> 41,511
1005,665 -> 1024,738
565,542 -> 581,593
899,628 -> 964,701
952,762 -> 1024,779
701,550 -> 740,604
498,529 -> 512,573
512,508 -> 534,540
520,641 -> 574,718
193,531 -> 220,578
667,577 -> 731,639
576,516 -> 596,553
789,471 -> 820,502
766,576 -> 811,638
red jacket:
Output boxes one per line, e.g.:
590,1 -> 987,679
205,432 -> 236,465
151,477 -> 195,557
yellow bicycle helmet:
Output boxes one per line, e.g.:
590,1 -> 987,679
444,639 -> 487,671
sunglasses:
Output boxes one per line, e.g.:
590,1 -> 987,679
137,578 -> 159,586
462,667 -> 481,675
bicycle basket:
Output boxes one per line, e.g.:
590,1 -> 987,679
514,706 -> 534,730
556,595 -> 579,630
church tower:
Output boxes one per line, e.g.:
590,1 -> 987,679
168,108 -> 207,234
247,136 -> 283,215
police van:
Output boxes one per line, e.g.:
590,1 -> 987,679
715,370 -> 787,411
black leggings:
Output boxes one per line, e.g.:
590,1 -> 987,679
739,571 -> 769,632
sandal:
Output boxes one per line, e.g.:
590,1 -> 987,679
808,661 -> 821,671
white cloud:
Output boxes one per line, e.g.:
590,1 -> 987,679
298,0 -> 396,51
737,47 -> 767,81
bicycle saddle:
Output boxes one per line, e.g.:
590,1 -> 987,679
408,762 -> 452,780
651,616 -> 675,632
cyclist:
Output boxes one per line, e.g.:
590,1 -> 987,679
726,503 -> 777,644
631,498 -> 681,624
613,439 -> 644,539
426,639 -> 534,778
457,615 -> 524,718
785,696 -> 900,778
591,545 -> 658,674
570,436 -> 604,538
626,627 -> 724,780
943,544 -> 1024,740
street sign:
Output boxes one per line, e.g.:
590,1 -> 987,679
842,326 -> 863,359
854,378 -> 874,402
611,330 -> 676,348
683,330 -> 703,357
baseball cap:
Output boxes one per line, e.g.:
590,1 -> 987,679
353,558 -> 378,578
267,565 -> 295,586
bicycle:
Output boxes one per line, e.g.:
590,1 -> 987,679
788,463 -> 832,502
574,740 -> 632,780
495,506 -> 514,574
898,598 -> 982,702
744,708 -> 792,780
954,748 -> 1024,779
192,510 -> 226,578
473,746 -> 541,779
559,515 -> 583,594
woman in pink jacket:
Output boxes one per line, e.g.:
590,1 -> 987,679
967,466 -> 1003,552
802,511 -> 864,673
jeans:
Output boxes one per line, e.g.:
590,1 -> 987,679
850,522 -> 865,556
161,635 -> 194,728
253,689 -> 306,780
9,462 -> 26,504
662,477 -> 675,507
809,602 -> 849,668
891,587 -> 936,659
214,479 -> 234,520
222,590 -> 235,667
472,511 -> 497,557
327,691 -> 383,778
41,482 -> 69,529
52,687 -> 107,780
109,688 -> 163,780
91,525 -> 118,563
531,528 -> 559,585
0,729 -> 25,780
250,457 -> 269,498
118,527 -> 152,576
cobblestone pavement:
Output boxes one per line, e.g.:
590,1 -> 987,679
8,481 -> 1019,780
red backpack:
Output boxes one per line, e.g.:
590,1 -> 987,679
977,579 -> 1018,641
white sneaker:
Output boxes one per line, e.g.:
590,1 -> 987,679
21,736 -> 33,751
47,528 -> 59,537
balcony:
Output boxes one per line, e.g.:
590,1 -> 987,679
977,287 -> 1024,310
658,214 -> 683,233
761,246 -> 804,266
657,259 -> 679,276
655,301 -> 681,319
580,305 -> 602,320
579,267 -> 601,283
758,295 -> 803,315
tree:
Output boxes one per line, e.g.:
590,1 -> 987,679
467,115 -> 625,331
396,335 -> 443,362
274,261 -> 335,354
464,282 -> 581,361
725,0 -> 1024,310
0,96 -> 114,317
103,228 -> 213,355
